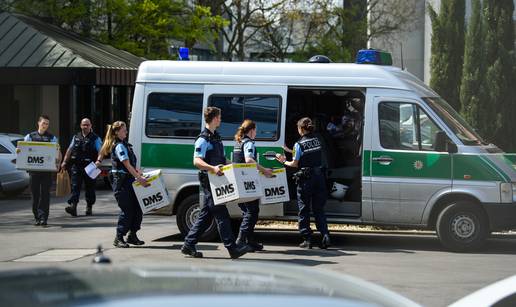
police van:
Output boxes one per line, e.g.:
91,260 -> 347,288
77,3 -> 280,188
129,50 -> 516,252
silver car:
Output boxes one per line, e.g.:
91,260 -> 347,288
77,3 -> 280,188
0,133 -> 29,197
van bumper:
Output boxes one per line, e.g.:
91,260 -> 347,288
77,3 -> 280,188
482,203 -> 516,231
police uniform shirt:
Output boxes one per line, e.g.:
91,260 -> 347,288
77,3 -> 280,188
24,133 -> 58,143
243,141 -> 256,160
114,143 -> 130,172
68,135 -> 102,151
194,137 -> 213,159
292,142 -> 303,161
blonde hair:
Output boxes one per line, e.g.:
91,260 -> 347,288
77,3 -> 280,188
234,119 -> 256,143
297,117 -> 314,133
99,121 -> 126,157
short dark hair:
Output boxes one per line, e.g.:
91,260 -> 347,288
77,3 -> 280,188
38,115 -> 50,122
204,107 -> 221,124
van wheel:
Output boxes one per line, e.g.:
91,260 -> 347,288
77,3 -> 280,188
176,194 -> 218,241
436,201 -> 489,252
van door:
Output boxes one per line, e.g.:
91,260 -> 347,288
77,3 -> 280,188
370,97 -> 452,224
204,85 -> 287,217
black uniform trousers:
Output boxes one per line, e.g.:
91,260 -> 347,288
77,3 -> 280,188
68,164 -> 96,206
185,181 -> 236,249
30,172 -> 52,221
113,175 -> 142,237
296,171 -> 329,238
238,200 -> 259,235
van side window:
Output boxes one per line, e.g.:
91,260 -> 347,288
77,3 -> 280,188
0,144 -> 10,154
208,95 -> 281,140
379,102 -> 442,151
146,93 -> 203,138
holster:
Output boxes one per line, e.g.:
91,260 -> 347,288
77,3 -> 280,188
292,167 -> 312,184
111,172 -> 128,191
198,171 -> 209,188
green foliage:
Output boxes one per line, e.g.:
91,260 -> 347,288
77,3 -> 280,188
429,0 -> 465,111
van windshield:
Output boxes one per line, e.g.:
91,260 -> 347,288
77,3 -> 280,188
423,97 -> 486,146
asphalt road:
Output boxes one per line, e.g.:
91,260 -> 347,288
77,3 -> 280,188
1,190 -> 516,306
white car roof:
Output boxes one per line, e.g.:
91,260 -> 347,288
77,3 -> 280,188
136,60 -> 438,98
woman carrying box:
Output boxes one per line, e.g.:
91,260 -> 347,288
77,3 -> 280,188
233,119 -> 273,251
99,121 -> 149,248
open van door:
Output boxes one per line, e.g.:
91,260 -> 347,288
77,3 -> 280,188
370,95 -> 452,224
203,84 -> 287,217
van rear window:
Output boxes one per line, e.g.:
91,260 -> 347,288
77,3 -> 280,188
146,93 -> 203,138
208,95 -> 281,141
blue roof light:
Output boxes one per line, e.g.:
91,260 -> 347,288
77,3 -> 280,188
178,47 -> 190,61
356,49 -> 392,65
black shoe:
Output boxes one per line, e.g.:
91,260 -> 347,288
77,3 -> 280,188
127,232 -> 145,245
320,234 -> 331,249
236,233 -> 263,252
228,244 -> 253,259
85,205 -> 92,216
65,203 -> 77,217
113,236 -> 129,248
181,244 -> 203,258
299,238 -> 313,249
248,241 -> 264,252
40,220 -> 48,227
34,219 -> 41,226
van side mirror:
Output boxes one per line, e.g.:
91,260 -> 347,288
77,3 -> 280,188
447,142 -> 458,154
434,131 -> 447,152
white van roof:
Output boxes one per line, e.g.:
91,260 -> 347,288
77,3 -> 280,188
136,61 -> 438,97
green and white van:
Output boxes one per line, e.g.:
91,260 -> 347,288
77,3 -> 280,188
129,57 -> 516,252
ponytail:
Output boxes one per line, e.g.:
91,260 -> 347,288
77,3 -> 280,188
234,119 -> 256,142
297,117 -> 314,134
99,121 -> 126,157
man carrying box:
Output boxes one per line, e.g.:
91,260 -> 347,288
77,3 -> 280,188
23,115 -> 61,226
181,107 -> 252,259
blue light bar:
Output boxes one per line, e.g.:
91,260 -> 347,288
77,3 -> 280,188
356,49 -> 392,65
179,47 -> 190,61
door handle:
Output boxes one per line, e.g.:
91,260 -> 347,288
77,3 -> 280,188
372,156 -> 394,165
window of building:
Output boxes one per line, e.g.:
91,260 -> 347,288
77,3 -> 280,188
146,93 -> 203,138
208,95 -> 281,140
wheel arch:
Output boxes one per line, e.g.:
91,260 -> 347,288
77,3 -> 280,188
173,184 -> 199,216
426,193 -> 485,230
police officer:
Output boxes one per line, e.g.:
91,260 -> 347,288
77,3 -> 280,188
232,119 -> 273,251
276,117 -> 331,249
181,107 -> 252,259
23,115 -> 61,226
98,121 -> 149,248
61,118 -> 102,217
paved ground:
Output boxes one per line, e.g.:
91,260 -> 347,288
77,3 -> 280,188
1,190 -> 516,306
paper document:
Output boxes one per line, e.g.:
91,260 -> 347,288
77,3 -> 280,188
85,162 -> 101,179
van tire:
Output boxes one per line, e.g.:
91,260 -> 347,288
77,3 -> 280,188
176,194 -> 218,242
436,201 -> 489,252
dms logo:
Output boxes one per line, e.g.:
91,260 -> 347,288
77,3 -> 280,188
265,187 -> 285,197
27,156 -> 45,164
143,192 -> 163,206
244,181 -> 256,191
216,184 -> 235,196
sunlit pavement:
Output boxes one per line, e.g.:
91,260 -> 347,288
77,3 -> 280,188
1,190 -> 516,306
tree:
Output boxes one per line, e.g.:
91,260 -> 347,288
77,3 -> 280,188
460,0 -> 484,130
481,0 -> 516,150
428,0 -> 466,111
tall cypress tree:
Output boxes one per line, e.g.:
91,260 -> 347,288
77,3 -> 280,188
460,0 -> 484,130
429,0 -> 466,111
482,0 -> 516,150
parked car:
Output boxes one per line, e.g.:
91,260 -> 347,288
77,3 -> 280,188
0,133 -> 29,197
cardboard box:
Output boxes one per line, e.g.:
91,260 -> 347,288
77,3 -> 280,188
208,163 -> 263,205
259,168 -> 290,205
16,141 -> 59,172
133,169 -> 171,214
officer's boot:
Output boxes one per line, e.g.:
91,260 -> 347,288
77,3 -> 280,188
181,244 -> 203,258
65,202 -> 78,217
236,231 -> 247,248
299,236 -> 313,249
228,244 -> 253,259
247,234 -> 264,252
113,236 -> 129,248
126,231 -> 145,245
320,234 -> 331,249
85,204 -> 93,216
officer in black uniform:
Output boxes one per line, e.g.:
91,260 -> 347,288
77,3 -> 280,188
181,107 -> 252,259
276,117 -> 331,249
22,115 -> 61,226
98,121 -> 149,248
232,119 -> 273,252
61,118 -> 102,217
